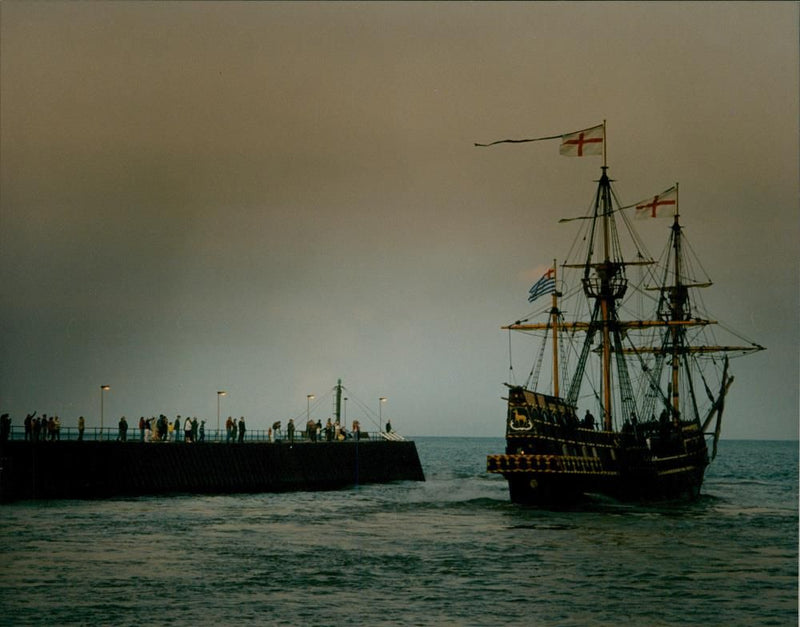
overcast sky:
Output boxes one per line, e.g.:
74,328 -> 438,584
1,2 -> 797,439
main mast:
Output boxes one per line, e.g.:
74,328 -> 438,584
551,259 -> 560,397
583,166 -> 627,430
669,210 -> 685,417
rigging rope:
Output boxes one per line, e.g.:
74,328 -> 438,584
527,317 -> 550,391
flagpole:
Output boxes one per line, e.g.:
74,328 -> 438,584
602,119 -> 607,168
675,181 -> 680,218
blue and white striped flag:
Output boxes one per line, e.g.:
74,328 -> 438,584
528,269 -> 556,303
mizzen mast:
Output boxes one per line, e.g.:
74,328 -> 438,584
550,259 -> 560,398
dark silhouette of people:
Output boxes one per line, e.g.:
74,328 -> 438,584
0,414 -> 10,442
24,412 -> 35,441
118,416 -> 128,441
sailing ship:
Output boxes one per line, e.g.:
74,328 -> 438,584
481,123 -> 764,505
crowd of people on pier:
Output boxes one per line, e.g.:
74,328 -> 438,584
136,415 -> 210,443
273,418 -> 364,444
0,411 -> 385,444
4,413 -> 67,442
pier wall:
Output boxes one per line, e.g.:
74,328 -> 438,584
0,440 -> 424,502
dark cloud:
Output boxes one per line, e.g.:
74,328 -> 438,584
1,2 -> 797,438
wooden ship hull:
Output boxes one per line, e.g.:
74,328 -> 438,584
487,388 -> 708,506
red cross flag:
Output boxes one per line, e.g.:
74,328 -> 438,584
559,124 -> 605,157
634,186 -> 678,219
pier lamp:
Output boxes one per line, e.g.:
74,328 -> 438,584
100,385 -> 110,441
217,391 -> 227,440
307,394 -> 315,423
379,397 -> 387,429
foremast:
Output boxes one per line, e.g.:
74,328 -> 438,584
653,208 -> 763,452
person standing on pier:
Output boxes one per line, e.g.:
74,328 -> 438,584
184,416 -> 193,443
118,416 -> 128,441
24,413 -> 34,441
78,416 -> 85,441
287,419 -> 295,445
199,420 -> 205,442
0,414 -> 10,442
238,417 -> 246,443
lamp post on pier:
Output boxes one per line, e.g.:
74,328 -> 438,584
217,391 -> 227,441
379,397 -> 387,430
100,385 -> 110,441
307,394 -> 315,423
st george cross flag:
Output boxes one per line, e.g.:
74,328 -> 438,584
528,268 -> 556,303
559,124 -> 604,157
634,186 -> 678,219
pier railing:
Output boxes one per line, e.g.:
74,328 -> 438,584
4,425 -> 400,443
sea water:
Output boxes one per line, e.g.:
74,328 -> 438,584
0,438 -> 796,626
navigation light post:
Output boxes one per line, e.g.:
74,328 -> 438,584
100,385 -> 110,441
217,391 -> 227,441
